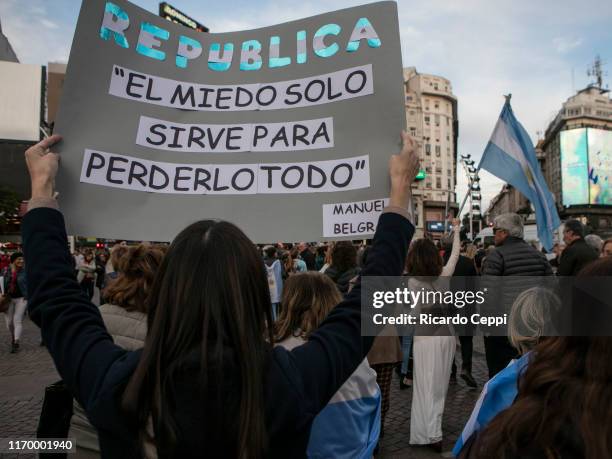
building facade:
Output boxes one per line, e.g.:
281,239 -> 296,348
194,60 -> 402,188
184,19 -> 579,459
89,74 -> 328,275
485,184 -> 530,223
541,85 -> 612,238
403,67 -> 459,237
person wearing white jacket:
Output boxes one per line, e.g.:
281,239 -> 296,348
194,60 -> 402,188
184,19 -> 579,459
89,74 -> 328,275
406,219 -> 461,452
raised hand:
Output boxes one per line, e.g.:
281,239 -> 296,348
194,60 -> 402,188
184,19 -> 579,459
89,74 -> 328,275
388,131 -> 420,208
24,135 -> 62,199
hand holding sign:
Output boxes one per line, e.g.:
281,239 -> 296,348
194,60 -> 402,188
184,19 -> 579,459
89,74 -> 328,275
388,131 -> 420,208
25,134 -> 63,200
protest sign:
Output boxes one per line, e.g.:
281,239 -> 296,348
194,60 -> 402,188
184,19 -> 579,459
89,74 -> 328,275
54,0 -> 405,242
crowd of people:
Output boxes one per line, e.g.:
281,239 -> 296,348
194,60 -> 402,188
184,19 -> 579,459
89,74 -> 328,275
1,132 -> 611,458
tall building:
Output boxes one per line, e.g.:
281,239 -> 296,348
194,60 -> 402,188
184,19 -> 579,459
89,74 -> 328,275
403,67 -> 459,237
540,74 -> 612,237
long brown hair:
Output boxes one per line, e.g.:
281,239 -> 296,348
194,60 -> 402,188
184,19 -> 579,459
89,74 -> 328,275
405,239 -> 443,276
103,244 -> 165,313
472,257 -> 612,458
275,272 -> 342,342
122,220 -> 274,458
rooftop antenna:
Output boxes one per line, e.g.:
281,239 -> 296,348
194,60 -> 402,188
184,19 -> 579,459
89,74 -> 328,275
587,55 -> 607,89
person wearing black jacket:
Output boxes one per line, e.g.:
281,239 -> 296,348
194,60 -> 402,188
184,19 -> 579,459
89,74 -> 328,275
22,132 -> 419,458
481,213 -> 553,378
557,220 -> 598,276
442,237 -> 478,388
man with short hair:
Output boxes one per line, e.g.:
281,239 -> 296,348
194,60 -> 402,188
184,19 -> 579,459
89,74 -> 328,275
558,220 -> 598,276
481,213 -> 553,378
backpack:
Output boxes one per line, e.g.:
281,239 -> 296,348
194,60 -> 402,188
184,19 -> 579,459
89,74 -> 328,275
266,260 -> 280,303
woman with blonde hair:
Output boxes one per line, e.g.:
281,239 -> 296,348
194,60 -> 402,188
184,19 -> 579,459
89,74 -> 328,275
70,243 -> 165,457
275,272 -> 381,459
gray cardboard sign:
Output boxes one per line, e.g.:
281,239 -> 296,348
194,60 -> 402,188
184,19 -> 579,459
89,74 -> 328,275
54,0 -> 405,242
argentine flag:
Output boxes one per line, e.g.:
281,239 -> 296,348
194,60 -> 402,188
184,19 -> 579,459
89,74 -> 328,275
453,352 -> 531,457
479,99 -> 560,251
278,336 -> 381,459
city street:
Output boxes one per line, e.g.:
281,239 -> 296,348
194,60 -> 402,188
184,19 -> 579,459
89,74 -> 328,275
0,314 -> 487,458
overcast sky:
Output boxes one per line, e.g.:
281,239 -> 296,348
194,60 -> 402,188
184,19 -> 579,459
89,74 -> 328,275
1,0 -> 611,211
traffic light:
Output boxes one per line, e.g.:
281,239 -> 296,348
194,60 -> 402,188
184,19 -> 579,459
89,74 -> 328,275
415,169 -> 426,181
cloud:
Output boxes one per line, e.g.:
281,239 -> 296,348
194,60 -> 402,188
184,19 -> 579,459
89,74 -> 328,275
39,18 -> 59,30
30,6 -> 45,15
553,37 -> 583,53
0,2 -> 70,63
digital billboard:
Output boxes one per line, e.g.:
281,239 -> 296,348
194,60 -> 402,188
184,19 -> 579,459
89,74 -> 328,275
560,128 -> 611,206
587,128 -> 612,205
0,61 -> 43,142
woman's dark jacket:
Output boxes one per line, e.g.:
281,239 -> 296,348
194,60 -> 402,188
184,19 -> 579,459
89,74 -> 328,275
23,206 -> 413,458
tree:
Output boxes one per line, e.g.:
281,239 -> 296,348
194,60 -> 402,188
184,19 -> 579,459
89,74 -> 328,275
0,186 -> 21,228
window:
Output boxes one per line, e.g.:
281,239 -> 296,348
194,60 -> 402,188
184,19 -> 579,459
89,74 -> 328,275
434,83 -> 439,90
425,166 -> 432,173
409,127 -> 417,136
434,102 -> 439,109
435,145 -> 441,154
435,114 -> 440,126
425,144 -> 431,155
436,151 -> 441,158
446,117 -> 450,126
424,116 -> 430,124
446,135 -> 450,141
447,169 -> 451,176
436,177 -> 442,188
447,178 -> 451,189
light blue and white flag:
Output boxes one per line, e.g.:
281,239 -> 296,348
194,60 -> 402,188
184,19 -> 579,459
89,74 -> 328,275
278,336 -> 381,459
452,352 -> 531,457
479,99 -> 560,251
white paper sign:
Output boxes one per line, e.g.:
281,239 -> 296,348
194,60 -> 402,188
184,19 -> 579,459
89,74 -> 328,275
136,116 -> 334,153
109,64 -> 374,111
80,149 -> 370,195
322,197 -> 389,237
